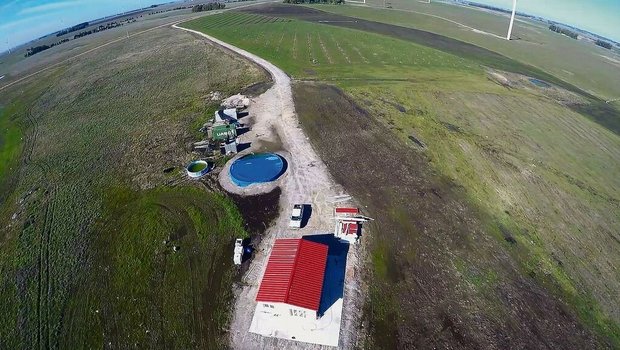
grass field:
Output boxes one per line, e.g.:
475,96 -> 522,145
0,105 -> 24,199
310,1 -> 620,101
0,24 -> 267,348
182,11 -> 479,80
62,186 -> 247,349
226,4 -> 620,135
184,7 -> 620,348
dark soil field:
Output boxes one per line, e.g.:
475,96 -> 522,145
293,83 -> 610,349
229,187 -> 281,236
241,3 -> 620,135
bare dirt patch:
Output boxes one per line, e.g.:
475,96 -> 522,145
229,187 -> 281,236
486,68 -> 587,105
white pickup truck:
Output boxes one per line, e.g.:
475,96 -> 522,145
289,204 -> 305,228
233,239 -> 243,265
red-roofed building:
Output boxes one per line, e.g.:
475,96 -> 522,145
334,207 -> 370,243
256,238 -> 328,320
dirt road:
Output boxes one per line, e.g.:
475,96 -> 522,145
173,26 -> 364,349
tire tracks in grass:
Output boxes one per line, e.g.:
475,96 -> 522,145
275,31 -> 285,53
292,32 -> 298,59
306,33 -> 315,64
22,107 -> 56,350
317,33 -> 334,64
38,184 -> 57,350
329,34 -> 351,64
350,45 -> 369,64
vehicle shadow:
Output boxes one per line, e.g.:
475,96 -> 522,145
237,142 -> 252,152
300,204 -> 312,228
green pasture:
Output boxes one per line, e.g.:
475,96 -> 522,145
310,2 -> 620,100
182,12 -> 480,79
60,186 -> 247,349
0,25 -> 264,348
0,106 -> 22,196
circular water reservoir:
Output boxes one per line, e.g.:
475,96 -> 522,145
186,160 -> 210,178
229,153 -> 286,187
529,78 -> 550,88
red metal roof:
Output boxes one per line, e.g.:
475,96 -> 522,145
335,207 -> 359,215
256,238 -> 328,311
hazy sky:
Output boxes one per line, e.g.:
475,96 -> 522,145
0,0 -> 619,52
475,0 -> 620,41
0,0 -> 162,52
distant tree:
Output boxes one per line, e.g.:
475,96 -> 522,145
548,24 -> 578,39
595,40 -> 612,50
192,3 -> 226,12
56,22 -> 89,37
25,38 -> 69,57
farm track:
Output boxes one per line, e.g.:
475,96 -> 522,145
21,108 -> 56,350
175,23 -> 364,349
350,46 -> 369,63
39,184 -> 57,350
306,33 -> 314,63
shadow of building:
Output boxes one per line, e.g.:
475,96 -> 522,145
302,234 -> 349,317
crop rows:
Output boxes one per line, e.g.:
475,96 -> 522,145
183,12 -> 476,78
196,12 -> 290,30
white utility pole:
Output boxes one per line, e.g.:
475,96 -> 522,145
506,0 -> 517,40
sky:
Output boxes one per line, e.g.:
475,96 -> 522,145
0,0 -> 619,52
0,0 -> 163,52
471,0 -> 620,41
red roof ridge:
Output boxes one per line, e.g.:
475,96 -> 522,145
284,239 -> 302,300
256,238 -> 328,311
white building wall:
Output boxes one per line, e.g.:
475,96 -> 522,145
257,302 -> 317,321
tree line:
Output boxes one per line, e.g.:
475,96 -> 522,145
191,3 -> 226,12
56,22 -> 89,37
25,18 -> 134,57
549,24 -> 614,50
595,40 -> 612,50
25,39 -> 69,57
73,20 -> 134,39
548,24 -> 578,39
283,0 -> 345,3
